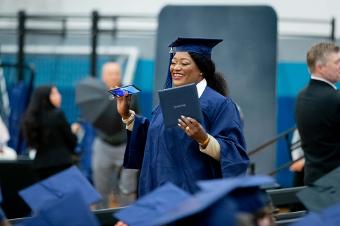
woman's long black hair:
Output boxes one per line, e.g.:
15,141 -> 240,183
189,52 -> 229,97
22,85 -> 55,149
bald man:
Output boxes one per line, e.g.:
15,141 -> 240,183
102,62 -> 122,89
92,62 -> 138,208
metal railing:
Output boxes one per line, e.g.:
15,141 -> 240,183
0,11 -> 156,78
0,11 -> 337,79
247,126 -> 303,176
280,17 -> 336,41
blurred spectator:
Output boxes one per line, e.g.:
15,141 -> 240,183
289,128 -> 305,187
22,85 -> 78,180
92,62 -> 138,209
295,42 -> 340,185
0,116 -> 16,160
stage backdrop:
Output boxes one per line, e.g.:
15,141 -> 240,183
154,5 -> 277,175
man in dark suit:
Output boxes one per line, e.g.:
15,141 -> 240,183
295,42 -> 340,185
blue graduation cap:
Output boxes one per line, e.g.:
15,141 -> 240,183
115,176 -> 274,226
290,212 -> 323,226
19,166 -> 102,212
321,203 -> 340,225
114,183 -> 191,226
197,175 -> 275,213
114,182 -> 236,226
164,37 -> 222,88
16,191 -> 100,226
297,166 -> 340,212
151,184 -> 236,226
169,37 -> 222,57
291,203 -> 340,226
117,177 -> 273,226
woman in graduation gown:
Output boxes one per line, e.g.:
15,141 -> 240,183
117,37 -> 249,196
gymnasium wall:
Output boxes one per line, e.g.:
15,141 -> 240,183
1,3 -> 340,186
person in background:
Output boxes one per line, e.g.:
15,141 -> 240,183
0,116 -> 16,160
289,128 -> 305,187
92,62 -> 138,209
288,129 -> 307,212
295,42 -> 340,185
117,37 -> 249,197
22,85 -> 78,180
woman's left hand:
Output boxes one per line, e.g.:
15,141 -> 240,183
178,115 -> 208,144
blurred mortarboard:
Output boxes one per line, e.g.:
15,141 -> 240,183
164,37 -> 222,88
114,182 -> 191,226
151,185 -> 236,226
291,203 -> 340,226
297,166 -> 340,212
290,212 -> 323,226
115,182 -> 236,226
321,203 -> 340,225
198,175 -> 275,213
16,191 -> 100,226
19,166 -> 102,212
115,176 -> 273,226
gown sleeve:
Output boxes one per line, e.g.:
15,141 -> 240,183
123,114 -> 150,169
211,99 -> 249,178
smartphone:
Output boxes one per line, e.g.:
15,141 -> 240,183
108,85 -> 141,97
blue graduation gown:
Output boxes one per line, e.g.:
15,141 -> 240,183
123,86 -> 249,196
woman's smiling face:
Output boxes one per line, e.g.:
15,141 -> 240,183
170,52 -> 203,87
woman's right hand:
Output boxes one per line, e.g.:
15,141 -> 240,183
116,92 -> 131,119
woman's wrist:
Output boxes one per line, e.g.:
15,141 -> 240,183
198,135 -> 210,148
122,110 -> 135,126
122,111 -> 131,120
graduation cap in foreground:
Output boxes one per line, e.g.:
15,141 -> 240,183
114,175 -> 274,226
291,203 -> 340,226
198,175 -> 275,214
114,183 -> 191,226
164,37 -> 222,88
16,191 -> 100,226
297,166 -> 340,212
151,185 -> 236,226
115,182 -> 236,226
19,166 -> 102,212
290,212 -> 323,226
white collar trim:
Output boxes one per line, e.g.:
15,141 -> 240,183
196,79 -> 207,98
311,75 -> 337,90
